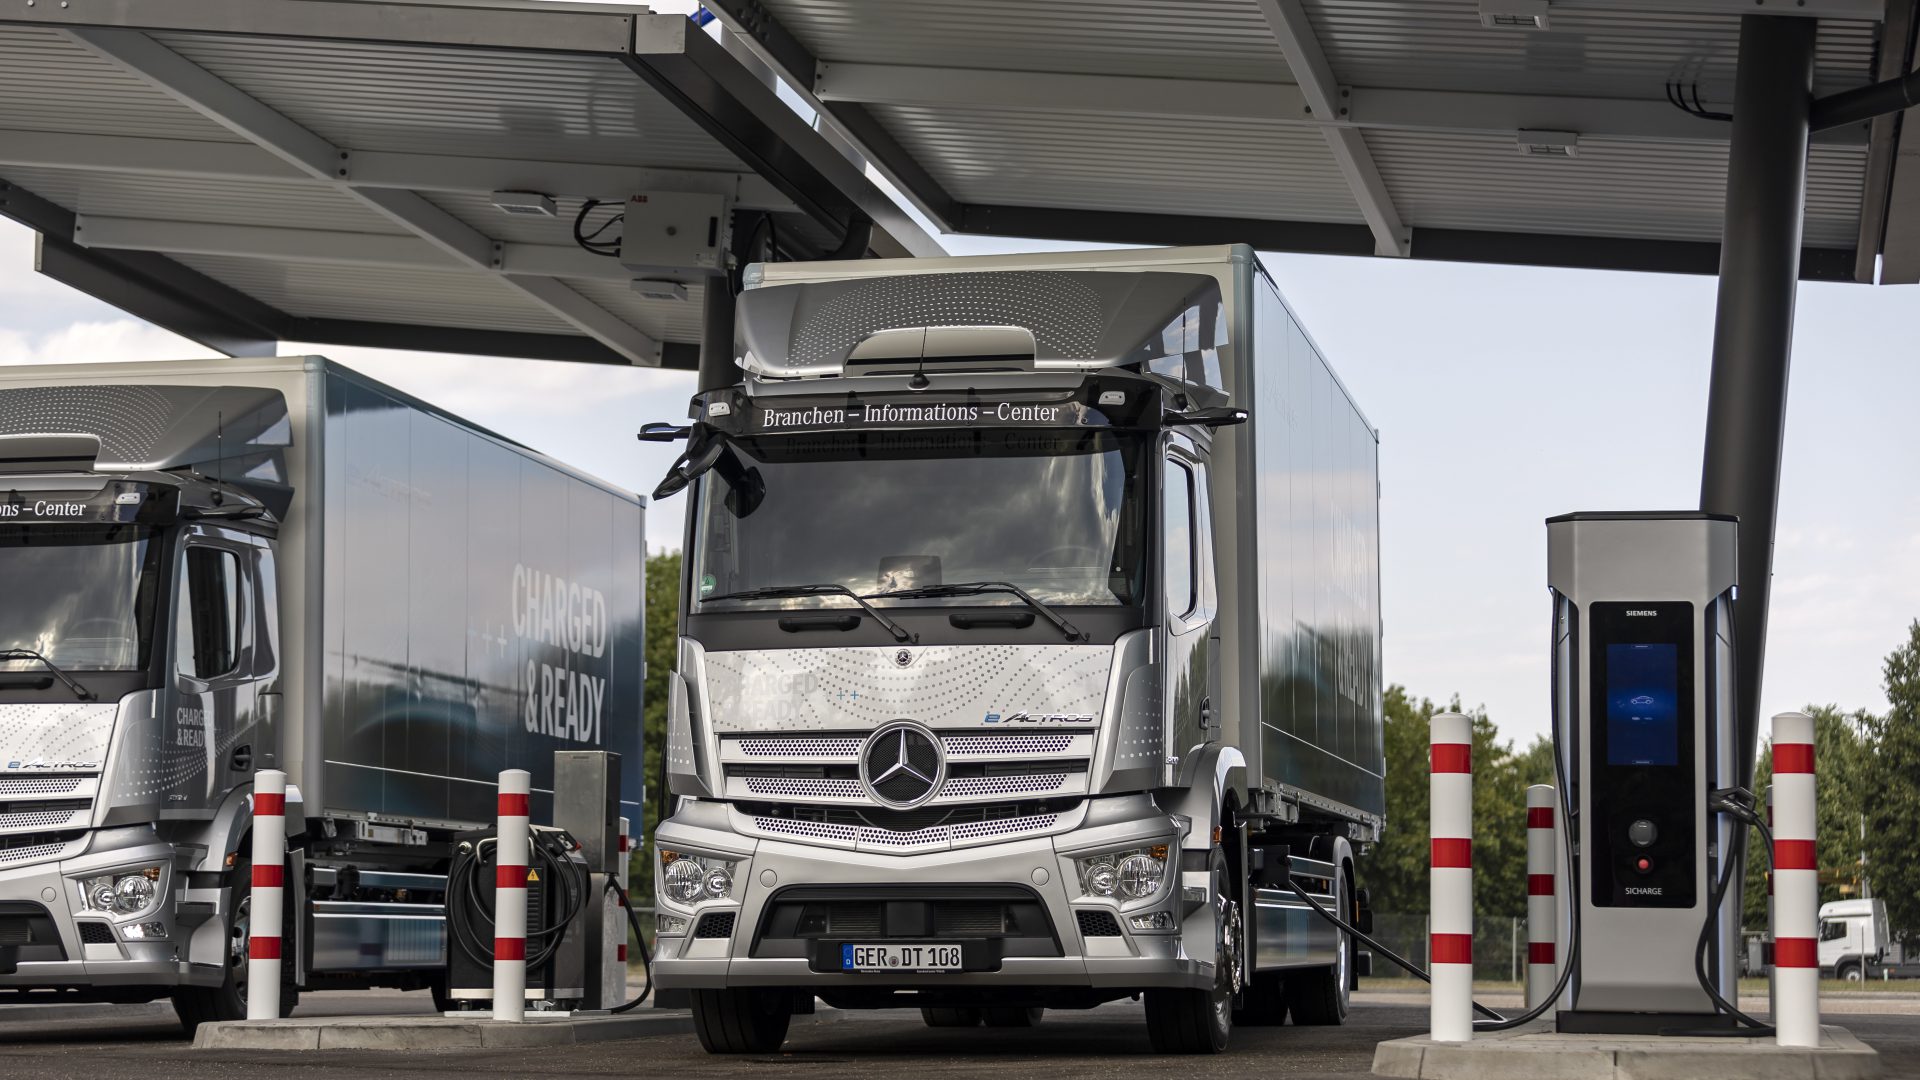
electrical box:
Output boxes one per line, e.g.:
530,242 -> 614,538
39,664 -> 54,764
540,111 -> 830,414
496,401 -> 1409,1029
1547,511 -> 1740,1033
619,192 -> 731,277
444,825 -> 589,1010
553,751 -> 626,1011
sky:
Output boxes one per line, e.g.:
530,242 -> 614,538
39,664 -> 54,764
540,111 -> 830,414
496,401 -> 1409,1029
4,0 -> 1917,744
5,216 -> 1914,748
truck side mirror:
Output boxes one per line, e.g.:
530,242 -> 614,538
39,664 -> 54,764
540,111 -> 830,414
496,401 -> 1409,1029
639,422 -> 692,442
650,439 -> 725,501
1167,406 -> 1248,428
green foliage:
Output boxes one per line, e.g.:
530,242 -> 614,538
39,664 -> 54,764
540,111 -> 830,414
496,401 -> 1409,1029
629,550 -> 681,902
1361,687 -> 1548,918
1741,705 -> 1871,929
1860,621 -> 1920,943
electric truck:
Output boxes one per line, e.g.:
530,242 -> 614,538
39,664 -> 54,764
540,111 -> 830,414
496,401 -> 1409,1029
646,246 -> 1385,1054
0,357 -> 644,1030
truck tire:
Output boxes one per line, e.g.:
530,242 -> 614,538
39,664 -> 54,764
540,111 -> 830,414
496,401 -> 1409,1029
1837,961 -> 1863,983
1286,864 -> 1352,1026
171,856 -> 299,1035
1145,848 -> 1240,1054
1234,971 -> 1288,1026
691,988 -> 792,1053
983,1006 -> 1043,1027
921,1006 -> 982,1027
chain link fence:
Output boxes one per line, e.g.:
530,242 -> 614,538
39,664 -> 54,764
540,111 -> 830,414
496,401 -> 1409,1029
1370,913 -> 1535,983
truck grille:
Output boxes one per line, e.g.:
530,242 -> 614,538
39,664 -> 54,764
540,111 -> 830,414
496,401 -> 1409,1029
720,730 -> 1094,808
752,884 -> 1062,960
0,830 -> 86,867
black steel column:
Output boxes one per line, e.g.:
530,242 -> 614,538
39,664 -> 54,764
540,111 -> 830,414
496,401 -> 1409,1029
698,279 -> 738,393
1701,14 -> 1815,783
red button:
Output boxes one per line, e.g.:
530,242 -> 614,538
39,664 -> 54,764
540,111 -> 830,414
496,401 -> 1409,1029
1636,857 -> 1652,872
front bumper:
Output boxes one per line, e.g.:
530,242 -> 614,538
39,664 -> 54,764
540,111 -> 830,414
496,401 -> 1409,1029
652,796 -> 1208,992
0,838 -> 211,992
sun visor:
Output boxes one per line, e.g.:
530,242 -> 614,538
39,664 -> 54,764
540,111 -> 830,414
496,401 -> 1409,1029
738,270 -> 1227,379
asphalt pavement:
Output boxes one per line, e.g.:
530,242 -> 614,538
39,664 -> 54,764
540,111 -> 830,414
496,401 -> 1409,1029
0,993 -> 1910,1080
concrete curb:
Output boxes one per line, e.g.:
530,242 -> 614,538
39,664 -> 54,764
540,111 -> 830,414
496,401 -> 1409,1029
194,1005 -> 845,1051
1372,1023 -> 1881,1080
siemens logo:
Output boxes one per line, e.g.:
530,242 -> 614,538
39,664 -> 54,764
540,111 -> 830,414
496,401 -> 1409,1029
1625,610 -> 1659,616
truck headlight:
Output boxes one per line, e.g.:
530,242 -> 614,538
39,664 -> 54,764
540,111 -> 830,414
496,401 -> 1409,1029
75,866 -> 164,920
1074,845 -> 1169,901
659,850 -> 738,906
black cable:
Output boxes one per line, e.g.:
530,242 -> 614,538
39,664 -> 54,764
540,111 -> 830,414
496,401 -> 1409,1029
1284,873 -> 1505,1022
1668,796 -> 1775,1036
573,198 -> 624,258
448,834 -> 590,972
606,878 -> 655,1013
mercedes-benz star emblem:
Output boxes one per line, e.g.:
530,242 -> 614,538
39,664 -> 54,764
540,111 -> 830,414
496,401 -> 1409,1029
893,649 -> 913,667
859,721 -> 945,809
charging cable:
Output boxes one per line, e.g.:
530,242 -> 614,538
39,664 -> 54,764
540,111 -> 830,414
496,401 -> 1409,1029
606,878 -> 655,1014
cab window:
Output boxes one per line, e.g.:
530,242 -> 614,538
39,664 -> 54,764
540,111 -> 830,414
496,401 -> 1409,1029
177,547 -> 241,680
1164,458 -> 1196,619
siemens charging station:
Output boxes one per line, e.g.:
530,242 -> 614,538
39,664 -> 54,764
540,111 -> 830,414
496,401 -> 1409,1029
1547,512 -> 1741,1033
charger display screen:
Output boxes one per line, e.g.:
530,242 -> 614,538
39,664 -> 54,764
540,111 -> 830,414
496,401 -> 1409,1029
1605,643 -> 1679,766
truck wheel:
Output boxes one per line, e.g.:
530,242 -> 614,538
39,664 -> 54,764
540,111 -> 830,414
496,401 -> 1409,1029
1837,962 -> 1863,983
1286,864 -> 1352,1026
1234,971 -> 1288,1026
690,988 -> 792,1053
983,1006 -> 1043,1027
921,1006 -> 983,1027
172,856 -> 299,1035
1145,848 -> 1239,1054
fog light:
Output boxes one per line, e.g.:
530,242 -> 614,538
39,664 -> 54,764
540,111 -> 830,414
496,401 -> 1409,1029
120,921 -> 167,941
656,913 -> 690,936
704,866 -> 733,899
1128,911 -> 1176,931
1085,862 -> 1117,897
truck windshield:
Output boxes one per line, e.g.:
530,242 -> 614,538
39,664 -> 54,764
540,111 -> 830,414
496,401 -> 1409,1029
0,524 -> 164,672
693,428 -> 1148,610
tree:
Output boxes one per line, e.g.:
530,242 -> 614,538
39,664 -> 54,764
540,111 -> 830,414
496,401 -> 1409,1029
1742,705 -> 1871,928
1860,621 -> 1920,941
1361,687 -> 1538,918
630,550 -> 681,902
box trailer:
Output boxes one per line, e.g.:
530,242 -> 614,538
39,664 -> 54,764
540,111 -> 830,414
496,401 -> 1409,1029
0,356 -> 644,1029
644,245 -> 1383,1054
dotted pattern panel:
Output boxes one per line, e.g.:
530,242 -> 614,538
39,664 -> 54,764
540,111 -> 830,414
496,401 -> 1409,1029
1113,664 -> 1165,770
704,644 -> 1112,734
0,838 -> 80,867
0,777 -> 84,797
788,272 -> 1104,368
735,737 -> 863,758
0,703 -> 116,773
0,385 -> 175,464
746,811 -> 1063,855
940,774 -> 1069,798
942,734 -> 1077,757
0,807 -> 86,832
741,776 -> 866,799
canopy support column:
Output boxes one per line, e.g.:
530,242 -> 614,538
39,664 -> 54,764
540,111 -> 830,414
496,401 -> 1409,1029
1700,13 -> 1815,783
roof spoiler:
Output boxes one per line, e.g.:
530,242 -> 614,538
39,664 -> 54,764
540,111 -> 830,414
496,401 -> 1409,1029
0,433 -> 101,473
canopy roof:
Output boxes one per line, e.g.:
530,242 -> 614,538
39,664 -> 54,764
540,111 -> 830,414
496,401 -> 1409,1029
704,0 -> 1919,285
0,0 -> 943,368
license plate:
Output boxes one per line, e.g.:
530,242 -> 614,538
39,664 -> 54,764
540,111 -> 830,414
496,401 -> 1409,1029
840,942 -> 965,973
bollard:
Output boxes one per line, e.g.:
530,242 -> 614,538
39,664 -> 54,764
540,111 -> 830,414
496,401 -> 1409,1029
1524,784 -> 1558,1009
1430,712 -> 1473,1043
493,769 -> 531,1023
247,769 -> 287,1021
1771,712 -> 1818,1047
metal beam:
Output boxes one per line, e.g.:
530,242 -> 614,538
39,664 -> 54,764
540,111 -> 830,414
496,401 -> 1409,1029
0,130 -> 800,211
1255,0 -> 1410,257
1549,0 -> 1880,18
286,319 -> 699,370
626,14 -> 944,258
812,64 -> 1867,147
0,0 -> 637,53
698,0 -> 965,232
1700,14 -> 1817,785
69,215 -> 645,283
1849,0 -> 1917,281
65,26 -> 665,366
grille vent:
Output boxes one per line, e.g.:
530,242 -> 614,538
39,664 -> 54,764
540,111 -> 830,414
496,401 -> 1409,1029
1076,910 -> 1122,937
694,912 -> 737,940
77,921 -> 114,945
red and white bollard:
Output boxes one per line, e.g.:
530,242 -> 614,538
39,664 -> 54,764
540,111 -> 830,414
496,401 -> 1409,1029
1771,712 -> 1818,1047
493,769 -> 531,1023
1524,784 -> 1558,1009
247,769 -> 287,1021
1430,712 -> 1473,1042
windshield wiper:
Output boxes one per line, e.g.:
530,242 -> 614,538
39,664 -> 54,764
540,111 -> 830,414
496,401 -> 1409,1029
870,581 -> 1087,643
0,650 -> 97,700
702,585 -> 916,643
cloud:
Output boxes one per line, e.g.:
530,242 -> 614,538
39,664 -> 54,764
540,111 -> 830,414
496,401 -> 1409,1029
0,319 -> 220,366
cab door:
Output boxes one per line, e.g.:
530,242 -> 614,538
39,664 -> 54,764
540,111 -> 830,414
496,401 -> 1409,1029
1162,439 -> 1219,786
166,526 -> 261,815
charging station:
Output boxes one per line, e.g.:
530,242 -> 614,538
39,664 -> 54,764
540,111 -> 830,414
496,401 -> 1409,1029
1546,511 -> 1740,1033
